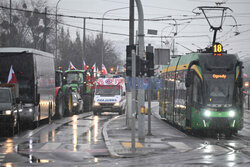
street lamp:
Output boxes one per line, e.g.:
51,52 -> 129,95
55,0 -> 62,61
101,7 -> 128,66
160,19 -> 178,51
160,25 -> 171,48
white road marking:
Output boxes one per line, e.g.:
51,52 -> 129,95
0,156 -> 5,158
168,142 -> 192,152
39,143 -> 61,151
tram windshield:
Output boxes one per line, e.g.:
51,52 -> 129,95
205,79 -> 234,106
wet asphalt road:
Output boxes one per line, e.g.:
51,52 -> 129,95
1,108 -> 250,166
0,112 -> 114,166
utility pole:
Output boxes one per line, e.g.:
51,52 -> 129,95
135,0 -> 145,142
43,7 -> 47,52
126,0 -> 134,128
83,18 -> 86,61
9,0 -> 12,46
129,0 -> 134,45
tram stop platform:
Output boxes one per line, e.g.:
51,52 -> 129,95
102,102 -> 189,158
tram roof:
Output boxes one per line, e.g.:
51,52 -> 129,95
162,52 -> 239,74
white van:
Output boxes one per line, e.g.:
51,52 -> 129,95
92,77 -> 126,115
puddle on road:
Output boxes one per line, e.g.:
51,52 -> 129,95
0,114 -> 112,165
72,115 -> 78,152
17,152 -> 53,164
27,154 -> 52,164
0,138 -> 14,154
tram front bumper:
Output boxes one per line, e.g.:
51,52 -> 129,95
200,117 -> 239,130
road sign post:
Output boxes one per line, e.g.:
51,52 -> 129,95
147,77 -> 152,136
131,49 -> 136,153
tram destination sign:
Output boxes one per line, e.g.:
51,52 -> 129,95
213,43 -> 223,56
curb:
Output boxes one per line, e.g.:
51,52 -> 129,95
102,115 -> 155,158
102,115 -> 123,158
102,104 -> 159,158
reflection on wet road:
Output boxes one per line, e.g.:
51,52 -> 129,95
0,112 -> 112,166
2,111 -> 250,166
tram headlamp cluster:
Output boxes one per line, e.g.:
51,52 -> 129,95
228,110 -> 235,117
204,110 -> 211,117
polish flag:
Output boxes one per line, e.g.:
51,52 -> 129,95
68,61 -> 76,70
7,66 -> 18,84
97,67 -> 100,74
243,73 -> 248,78
92,63 -> 97,77
83,60 -> 87,70
102,64 -> 108,75
92,63 -> 96,73
115,65 -> 119,74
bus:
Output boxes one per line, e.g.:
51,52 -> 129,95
159,44 -> 244,136
0,48 -> 56,128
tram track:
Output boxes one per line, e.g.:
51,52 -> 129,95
157,112 -> 250,159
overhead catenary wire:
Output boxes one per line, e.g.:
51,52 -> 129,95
0,5 -> 240,22
58,20 -> 213,40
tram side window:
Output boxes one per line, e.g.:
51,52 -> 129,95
165,72 -> 174,100
193,74 -> 202,105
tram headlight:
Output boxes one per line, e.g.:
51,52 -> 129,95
204,110 -> 211,117
228,110 -> 235,117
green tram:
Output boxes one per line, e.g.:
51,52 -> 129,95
159,44 -> 244,136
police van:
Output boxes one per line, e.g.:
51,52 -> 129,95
92,76 -> 126,115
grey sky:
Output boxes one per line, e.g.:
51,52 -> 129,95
6,0 -> 250,59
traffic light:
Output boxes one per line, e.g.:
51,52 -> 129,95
136,56 -> 141,76
126,45 -> 136,77
146,51 -> 154,77
139,57 -> 147,76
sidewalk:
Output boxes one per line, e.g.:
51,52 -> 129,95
102,101 -> 188,158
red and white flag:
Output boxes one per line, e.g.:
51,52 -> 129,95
68,61 -> 76,70
7,65 -> 18,84
115,65 -> 119,74
243,73 -> 248,78
83,60 -> 87,70
92,63 -> 96,73
97,67 -> 100,74
102,64 -> 108,75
